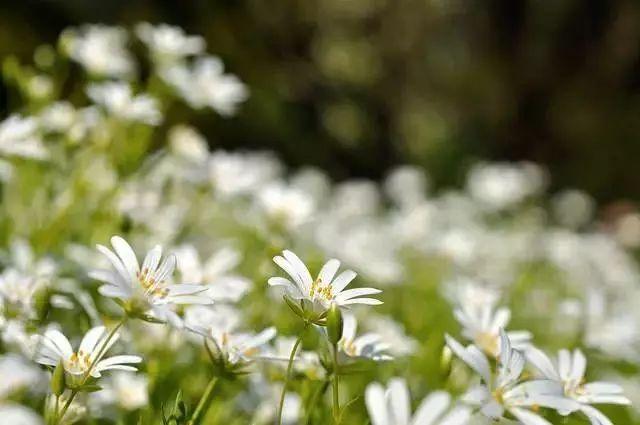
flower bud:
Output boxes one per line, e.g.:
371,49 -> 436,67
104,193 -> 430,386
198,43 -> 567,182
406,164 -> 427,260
440,345 -> 452,377
326,303 -> 343,345
33,285 -> 52,322
51,361 -> 66,396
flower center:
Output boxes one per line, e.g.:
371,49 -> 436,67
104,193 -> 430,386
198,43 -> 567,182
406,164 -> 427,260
309,278 -> 333,301
477,332 -> 499,357
65,350 -> 91,374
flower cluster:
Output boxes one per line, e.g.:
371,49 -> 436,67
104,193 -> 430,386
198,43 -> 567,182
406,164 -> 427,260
0,22 -> 635,425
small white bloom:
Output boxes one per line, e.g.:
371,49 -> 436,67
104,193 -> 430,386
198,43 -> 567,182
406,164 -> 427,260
90,236 -> 213,323
208,150 -> 281,197
62,25 -> 134,78
174,244 -> 250,303
136,22 -> 205,64
87,82 -> 161,125
446,330 -> 579,424
256,182 -> 315,229
338,313 -> 391,361
0,403 -> 43,425
366,378 -> 471,425
91,372 -> 149,411
268,250 -> 382,309
161,56 -> 248,116
527,346 -> 631,425
453,292 -> 531,358
0,115 -> 48,160
34,326 -> 141,380
186,305 -> 275,365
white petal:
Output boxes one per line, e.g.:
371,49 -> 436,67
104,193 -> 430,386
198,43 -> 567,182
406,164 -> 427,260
570,349 -> 586,383
79,326 -> 106,355
153,254 -> 176,283
331,270 -> 357,293
365,383 -> 389,425
439,406 -> 472,425
388,378 -> 411,425
509,407 -> 552,425
110,236 -> 140,281
282,250 -> 312,292
339,297 -> 383,306
97,244 -> 131,285
274,256 -> 306,293
43,330 -> 73,360
142,245 -> 162,274
335,287 -> 381,301
319,259 -> 340,285
525,346 -> 559,381
412,390 -> 450,425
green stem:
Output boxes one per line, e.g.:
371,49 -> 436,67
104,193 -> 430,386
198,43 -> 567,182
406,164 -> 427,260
54,317 -> 126,425
304,380 -> 330,425
277,324 -> 308,425
187,376 -> 218,425
332,344 -> 340,424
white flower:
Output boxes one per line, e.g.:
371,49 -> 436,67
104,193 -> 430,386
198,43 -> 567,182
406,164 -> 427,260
366,378 -> 471,425
466,162 -> 545,211
208,150 -> 281,197
174,244 -> 250,303
34,326 -> 141,380
453,295 -> 531,358
161,56 -> 248,116
0,354 -> 44,398
338,313 -> 391,361
87,82 -> 161,125
366,314 -> 418,357
0,403 -> 43,425
268,250 -> 382,309
62,25 -> 134,78
0,115 -> 48,160
527,347 -> 631,425
90,236 -> 213,322
91,372 -> 149,411
135,22 -> 205,64
256,182 -> 315,229
186,304 -> 275,365
446,330 -> 578,424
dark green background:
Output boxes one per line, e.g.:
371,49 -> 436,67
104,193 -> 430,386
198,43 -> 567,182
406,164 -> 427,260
2,0 -> 640,202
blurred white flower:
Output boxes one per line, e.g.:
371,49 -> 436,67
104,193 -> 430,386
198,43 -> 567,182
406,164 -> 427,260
186,304 -> 275,365
62,25 -> 134,78
90,236 -> 213,324
365,378 -> 470,425
208,150 -> 281,197
338,313 -> 391,361
467,162 -> 545,211
256,182 -> 315,229
87,82 -> 162,125
91,372 -> 149,411
527,347 -> 630,424
365,314 -> 418,357
446,330 -> 578,424
0,115 -> 48,160
34,326 -> 141,381
161,56 -> 248,116
0,354 -> 44,398
136,22 -> 205,64
384,165 -> 429,209
452,291 -> 531,358
174,244 -> 250,303
168,125 -> 209,164
269,250 -> 382,309
0,403 -> 43,425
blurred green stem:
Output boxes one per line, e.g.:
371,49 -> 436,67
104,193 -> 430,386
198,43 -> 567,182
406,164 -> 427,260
304,380 -> 329,424
277,323 -> 308,425
332,343 -> 340,424
187,376 -> 218,425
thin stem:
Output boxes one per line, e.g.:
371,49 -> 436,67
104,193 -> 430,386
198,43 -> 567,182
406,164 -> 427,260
304,380 -> 330,425
54,317 -> 127,425
277,324 -> 308,425
187,376 -> 218,425
332,343 -> 340,424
